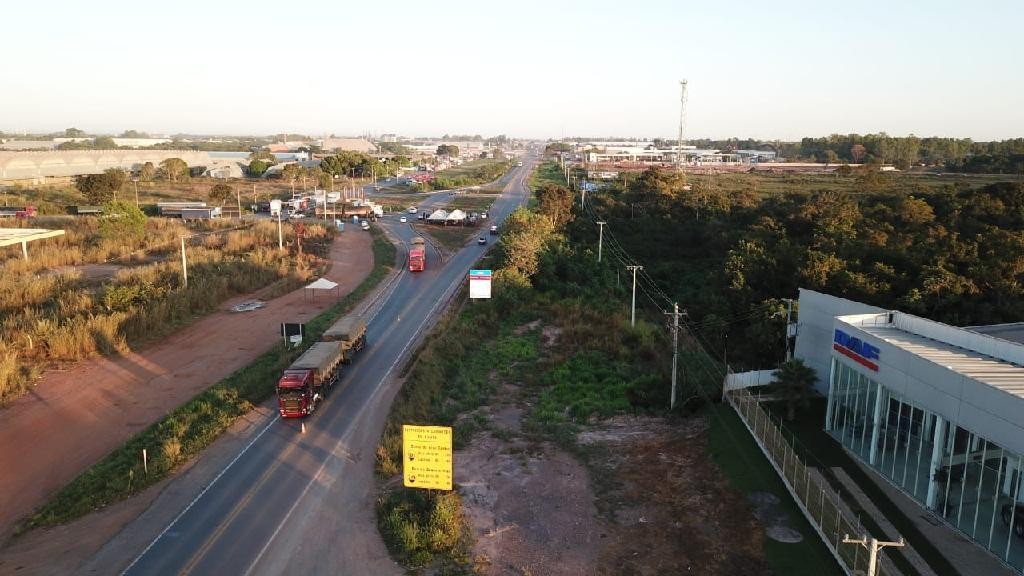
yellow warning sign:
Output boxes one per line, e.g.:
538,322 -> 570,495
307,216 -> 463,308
402,425 -> 453,491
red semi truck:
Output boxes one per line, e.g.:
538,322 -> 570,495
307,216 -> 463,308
277,341 -> 344,418
409,236 -> 426,272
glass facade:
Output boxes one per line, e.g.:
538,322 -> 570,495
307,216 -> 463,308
826,358 -> 1024,573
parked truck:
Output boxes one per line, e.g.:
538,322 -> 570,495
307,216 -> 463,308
277,341 -> 344,418
408,236 -> 426,272
321,314 -> 367,363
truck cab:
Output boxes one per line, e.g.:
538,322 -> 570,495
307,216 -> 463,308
277,370 -> 318,417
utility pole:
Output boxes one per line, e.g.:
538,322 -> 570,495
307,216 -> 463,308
180,236 -> 188,289
842,535 -> 905,576
783,298 -> 795,361
596,221 -> 606,262
236,187 -> 242,220
132,178 -> 139,207
277,211 -> 283,250
666,303 -> 684,409
626,265 -> 642,327
580,187 -> 586,210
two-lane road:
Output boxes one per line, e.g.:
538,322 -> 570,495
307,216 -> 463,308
88,155 -> 537,576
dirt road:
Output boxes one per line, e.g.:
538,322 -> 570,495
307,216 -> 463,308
0,229 -> 372,538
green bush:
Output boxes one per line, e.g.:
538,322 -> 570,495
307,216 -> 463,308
378,489 -> 468,568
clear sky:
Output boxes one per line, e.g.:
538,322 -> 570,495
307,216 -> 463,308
3,0 -> 1022,141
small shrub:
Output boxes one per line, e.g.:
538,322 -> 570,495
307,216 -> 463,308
161,439 -> 182,465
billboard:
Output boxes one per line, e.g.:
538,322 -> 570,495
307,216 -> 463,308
402,425 -> 453,491
469,269 -> 492,299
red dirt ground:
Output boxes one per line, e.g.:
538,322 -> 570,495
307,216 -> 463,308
0,229 -> 372,541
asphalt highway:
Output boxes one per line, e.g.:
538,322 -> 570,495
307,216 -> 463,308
105,155 -> 536,575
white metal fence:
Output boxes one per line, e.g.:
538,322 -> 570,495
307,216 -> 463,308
726,386 -> 896,576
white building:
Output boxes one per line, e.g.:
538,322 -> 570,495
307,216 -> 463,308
795,289 -> 1024,573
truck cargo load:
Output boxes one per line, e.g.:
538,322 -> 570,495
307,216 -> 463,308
409,236 -> 426,272
277,341 -> 344,417
322,315 -> 367,363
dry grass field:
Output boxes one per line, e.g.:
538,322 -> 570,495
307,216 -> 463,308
0,213 -> 332,402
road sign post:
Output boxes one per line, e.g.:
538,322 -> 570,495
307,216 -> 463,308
399,424 -> 452,485
469,269 -> 492,299
402,425 -> 453,491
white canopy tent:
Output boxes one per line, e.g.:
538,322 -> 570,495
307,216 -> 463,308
445,209 -> 467,223
427,209 -> 448,223
304,277 -> 340,300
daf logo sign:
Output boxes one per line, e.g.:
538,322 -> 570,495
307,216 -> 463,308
833,329 -> 880,371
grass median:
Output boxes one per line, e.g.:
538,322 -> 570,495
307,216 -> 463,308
18,228 -> 396,533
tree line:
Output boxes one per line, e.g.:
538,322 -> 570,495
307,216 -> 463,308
550,135 -> 1024,174
74,159 -> 190,204
580,168 -> 1024,371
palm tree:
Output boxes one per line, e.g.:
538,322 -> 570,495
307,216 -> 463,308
773,359 -> 817,421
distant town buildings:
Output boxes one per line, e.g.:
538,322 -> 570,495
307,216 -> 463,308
317,138 -> 378,153
574,141 -> 777,165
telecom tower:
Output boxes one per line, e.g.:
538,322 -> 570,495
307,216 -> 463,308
676,79 -> 688,171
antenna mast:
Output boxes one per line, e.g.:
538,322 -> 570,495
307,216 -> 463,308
676,79 -> 688,171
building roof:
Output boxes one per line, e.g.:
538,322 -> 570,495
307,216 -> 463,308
0,228 -> 65,247
319,138 -> 377,153
967,323 -> 1024,346
851,321 -> 1024,401
0,140 -> 56,151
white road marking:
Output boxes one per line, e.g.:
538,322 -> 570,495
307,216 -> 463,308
242,270 -> 459,574
123,168 -> 527,575
120,413 -> 280,575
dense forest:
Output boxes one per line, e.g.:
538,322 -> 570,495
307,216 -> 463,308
569,168 -> 1024,371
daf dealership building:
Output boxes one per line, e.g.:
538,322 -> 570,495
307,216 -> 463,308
795,289 -> 1024,573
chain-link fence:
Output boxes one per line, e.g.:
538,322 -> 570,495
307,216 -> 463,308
727,386 -> 895,576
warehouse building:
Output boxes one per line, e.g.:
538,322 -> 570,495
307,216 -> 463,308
795,289 -> 1024,573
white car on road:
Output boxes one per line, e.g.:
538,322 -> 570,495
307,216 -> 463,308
400,216 -> 407,223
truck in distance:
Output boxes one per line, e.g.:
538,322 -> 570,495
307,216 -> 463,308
321,314 -> 367,363
277,341 -> 344,418
408,236 -> 426,272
